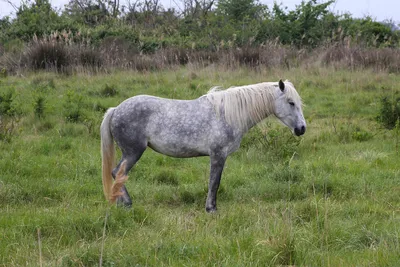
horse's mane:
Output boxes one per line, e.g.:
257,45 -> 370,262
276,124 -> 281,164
206,81 -> 300,130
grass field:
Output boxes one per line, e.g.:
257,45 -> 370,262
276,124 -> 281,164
1,66 -> 400,266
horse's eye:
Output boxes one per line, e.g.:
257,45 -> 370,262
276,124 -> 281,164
289,101 -> 295,106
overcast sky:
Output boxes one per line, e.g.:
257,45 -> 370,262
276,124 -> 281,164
1,0 -> 399,23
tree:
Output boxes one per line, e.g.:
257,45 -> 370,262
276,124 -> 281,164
217,0 -> 266,22
180,0 -> 215,19
10,0 -> 62,40
123,0 -> 164,28
256,0 -> 336,47
63,0 -> 112,26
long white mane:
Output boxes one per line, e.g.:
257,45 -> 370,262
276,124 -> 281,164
206,81 -> 300,130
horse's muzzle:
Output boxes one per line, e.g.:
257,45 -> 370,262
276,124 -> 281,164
294,126 -> 306,136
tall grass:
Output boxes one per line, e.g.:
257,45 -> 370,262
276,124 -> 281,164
0,67 -> 400,266
2,35 -> 400,75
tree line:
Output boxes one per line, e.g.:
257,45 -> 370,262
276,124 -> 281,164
0,0 -> 399,54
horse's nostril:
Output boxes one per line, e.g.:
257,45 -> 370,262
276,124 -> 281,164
295,126 -> 306,136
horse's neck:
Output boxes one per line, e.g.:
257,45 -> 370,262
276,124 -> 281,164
231,87 -> 275,132
240,107 -> 270,133
207,84 -> 276,132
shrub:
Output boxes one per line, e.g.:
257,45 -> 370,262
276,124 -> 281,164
82,116 -> 99,137
139,40 -> 161,54
0,67 -> 7,77
82,25 -> 139,46
33,95 -> 46,118
377,96 -> 400,130
63,90 -> 85,123
2,38 -> 24,54
25,38 -> 69,71
352,127 -> 373,142
100,84 -> 118,97
0,117 -> 18,142
92,101 -> 107,113
0,90 -> 15,116
0,89 -> 20,141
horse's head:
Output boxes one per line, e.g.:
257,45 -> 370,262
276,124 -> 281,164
274,80 -> 306,136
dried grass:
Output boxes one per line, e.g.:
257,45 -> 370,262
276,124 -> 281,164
1,34 -> 400,74
321,44 -> 400,73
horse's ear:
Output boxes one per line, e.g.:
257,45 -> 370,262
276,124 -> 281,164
279,80 -> 285,92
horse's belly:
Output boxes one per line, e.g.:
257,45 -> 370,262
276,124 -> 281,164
147,140 -> 209,158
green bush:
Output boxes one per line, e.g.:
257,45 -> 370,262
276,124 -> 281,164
100,84 -> 118,97
8,0 -> 65,41
0,90 -> 15,116
79,24 -> 139,46
352,128 -> 373,142
0,68 -> 7,78
377,96 -> 400,130
0,89 -> 20,142
33,95 -> 46,118
63,90 -> 85,123
139,39 -> 161,54
2,39 -> 24,54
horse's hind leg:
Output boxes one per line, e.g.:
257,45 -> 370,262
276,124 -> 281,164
112,148 -> 146,207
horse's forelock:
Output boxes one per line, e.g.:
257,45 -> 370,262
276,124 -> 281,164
283,81 -> 303,106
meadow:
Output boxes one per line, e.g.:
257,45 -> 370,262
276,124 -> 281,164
0,65 -> 400,266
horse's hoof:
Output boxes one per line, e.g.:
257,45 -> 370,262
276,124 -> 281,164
206,207 -> 217,213
117,199 -> 132,208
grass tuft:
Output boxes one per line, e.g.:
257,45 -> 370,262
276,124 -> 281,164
153,170 -> 179,186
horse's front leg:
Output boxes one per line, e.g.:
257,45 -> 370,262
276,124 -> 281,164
206,153 -> 227,213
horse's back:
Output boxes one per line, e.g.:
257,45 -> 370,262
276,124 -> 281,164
112,94 -> 209,125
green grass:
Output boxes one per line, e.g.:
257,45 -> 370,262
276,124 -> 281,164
1,66 -> 400,266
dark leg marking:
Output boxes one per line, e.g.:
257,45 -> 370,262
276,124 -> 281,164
205,153 -> 227,213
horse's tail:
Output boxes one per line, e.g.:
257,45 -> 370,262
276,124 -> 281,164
101,108 -> 116,202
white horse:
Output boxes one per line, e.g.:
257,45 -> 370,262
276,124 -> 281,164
101,80 -> 306,212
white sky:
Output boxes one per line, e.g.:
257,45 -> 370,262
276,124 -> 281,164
1,0 -> 399,23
